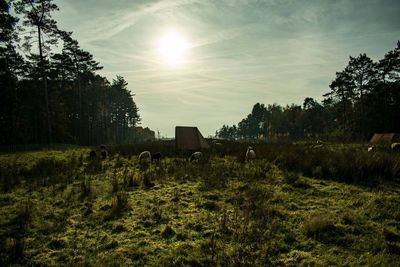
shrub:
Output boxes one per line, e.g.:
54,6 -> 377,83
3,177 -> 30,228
304,214 -> 335,236
15,199 -> 34,230
111,191 -> 129,217
3,238 -> 24,264
161,225 -> 175,238
85,158 -> 102,174
114,154 -> 124,168
284,171 -> 300,185
111,175 -> 119,193
0,164 -> 20,192
123,172 -> 138,188
142,171 -> 154,188
80,178 -> 92,198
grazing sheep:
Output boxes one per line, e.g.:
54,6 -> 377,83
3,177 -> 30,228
391,143 -> 400,152
245,146 -> 256,161
101,150 -> 107,160
139,151 -> 152,162
213,142 -> 225,157
189,151 -> 203,163
89,150 -> 96,160
152,152 -> 163,162
367,146 -> 375,152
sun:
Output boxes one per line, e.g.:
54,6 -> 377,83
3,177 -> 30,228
158,31 -> 188,67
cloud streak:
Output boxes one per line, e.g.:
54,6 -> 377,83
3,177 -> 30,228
77,0 -> 201,42
54,0 -> 400,136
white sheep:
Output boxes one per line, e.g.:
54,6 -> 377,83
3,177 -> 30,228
367,146 -> 375,152
391,143 -> 400,152
139,151 -> 151,162
189,151 -> 203,163
245,146 -> 256,161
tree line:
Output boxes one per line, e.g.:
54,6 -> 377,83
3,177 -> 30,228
0,0 -> 142,146
216,42 -> 400,142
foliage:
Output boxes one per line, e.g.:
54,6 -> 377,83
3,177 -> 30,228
0,1 -> 142,146
1,146 -> 400,266
217,42 -> 400,142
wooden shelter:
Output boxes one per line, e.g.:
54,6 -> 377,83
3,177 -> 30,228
370,133 -> 400,145
175,126 -> 210,151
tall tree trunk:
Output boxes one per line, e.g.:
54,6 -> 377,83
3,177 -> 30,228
38,25 -> 52,144
77,72 -> 82,144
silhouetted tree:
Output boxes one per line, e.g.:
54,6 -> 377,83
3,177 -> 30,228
0,0 -> 24,145
15,0 -> 61,144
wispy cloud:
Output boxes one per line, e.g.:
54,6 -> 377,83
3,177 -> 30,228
78,0 -> 200,42
54,0 -> 400,136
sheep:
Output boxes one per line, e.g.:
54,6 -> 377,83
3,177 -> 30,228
89,150 -> 96,160
245,146 -> 256,161
367,146 -> 375,152
213,142 -> 225,157
152,152 -> 163,162
189,151 -> 203,163
101,150 -> 107,160
391,143 -> 400,152
139,151 -> 151,162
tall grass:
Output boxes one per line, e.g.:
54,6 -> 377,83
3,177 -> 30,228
0,155 -> 79,192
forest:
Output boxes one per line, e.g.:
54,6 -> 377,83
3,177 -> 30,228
216,43 -> 400,142
2,0 -> 399,147
0,0 -> 141,147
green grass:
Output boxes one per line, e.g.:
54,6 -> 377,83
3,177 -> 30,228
0,146 -> 400,266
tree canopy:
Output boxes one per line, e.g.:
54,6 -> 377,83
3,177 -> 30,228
0,0 -> 143,146
216,42 -> 400,142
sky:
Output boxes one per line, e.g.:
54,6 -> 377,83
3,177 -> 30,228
53,0 -> 400,137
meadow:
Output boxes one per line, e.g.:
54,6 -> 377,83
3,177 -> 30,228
0,142 -> 400,266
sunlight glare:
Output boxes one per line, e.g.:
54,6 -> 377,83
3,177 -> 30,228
158,31 -> 188,67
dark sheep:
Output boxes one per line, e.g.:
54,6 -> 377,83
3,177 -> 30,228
392,143 -> 400,152
89,150 -> 97,160
101,150 -> 107,160
189,151 -> 203,163
214,142 -> 225,157
152,152 -> 163,162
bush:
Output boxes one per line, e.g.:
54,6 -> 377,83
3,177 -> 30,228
0,164 -> 20,192
111,175 -> 119,193
3,238 -> 24,264
111,191 -> 129,217
142,171 -> 154,188
85,158 -> 102,174
161,225 -> 175,238
18,199 -> 34,226
80,178 -> 92,198
284,171 -> 300,185
304,214 -> 335,236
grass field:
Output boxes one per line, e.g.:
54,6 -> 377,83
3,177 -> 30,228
1,144 -> 400,266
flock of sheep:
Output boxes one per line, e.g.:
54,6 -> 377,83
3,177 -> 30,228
138,146 -> 257,163
87,142 -> 399,165
88,144 -> 257,164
